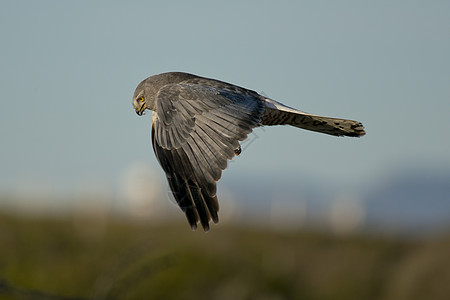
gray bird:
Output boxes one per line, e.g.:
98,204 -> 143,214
133,72 -> 365,231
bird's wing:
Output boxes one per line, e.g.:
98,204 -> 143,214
152,83 -> 265,231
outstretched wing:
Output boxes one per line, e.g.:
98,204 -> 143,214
151,82 -> 265,231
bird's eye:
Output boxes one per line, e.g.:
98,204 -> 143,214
137,96 -> 145,102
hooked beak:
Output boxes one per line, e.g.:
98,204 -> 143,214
134,103 -> 145,116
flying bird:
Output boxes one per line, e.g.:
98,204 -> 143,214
132,72 -> 365,231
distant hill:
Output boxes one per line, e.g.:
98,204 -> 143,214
222,167 -> 450,234
363,170 -> 450,234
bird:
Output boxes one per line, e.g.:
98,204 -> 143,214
132,72 -> 365,231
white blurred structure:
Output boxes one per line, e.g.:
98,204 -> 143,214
118,162 -> 170,221
329,192 -> 365,235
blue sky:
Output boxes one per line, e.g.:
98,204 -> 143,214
1,1 -> 449,200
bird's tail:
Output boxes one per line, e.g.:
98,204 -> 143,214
261,98 -> 365,137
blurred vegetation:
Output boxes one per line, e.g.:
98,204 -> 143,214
0,212 -> 449,300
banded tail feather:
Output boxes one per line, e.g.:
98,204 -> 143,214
262,98 -> 365,137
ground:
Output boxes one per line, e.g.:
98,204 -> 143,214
0,212 -> 449,300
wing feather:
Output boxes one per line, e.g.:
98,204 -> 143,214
152,82 -> 264,230
196,114 -> 243,140
195,120 -> 237,157
194,123 -> 230,166
189,131 -> 221,181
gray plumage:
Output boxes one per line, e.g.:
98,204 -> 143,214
132,72 -> 365,231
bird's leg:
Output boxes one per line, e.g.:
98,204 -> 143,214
234,145 -> 241,156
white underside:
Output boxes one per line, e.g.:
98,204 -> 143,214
263,97 -> 311,116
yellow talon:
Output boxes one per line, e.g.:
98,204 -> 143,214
234,145 -> 241,156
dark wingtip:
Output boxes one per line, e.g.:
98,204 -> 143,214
211,214 -> 219,224
188,213 -> 214,232
188,219 -> 211,232
201,223 -> 210,232
185,208 -> 199,230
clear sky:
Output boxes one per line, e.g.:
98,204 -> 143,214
1,1 -> 449,201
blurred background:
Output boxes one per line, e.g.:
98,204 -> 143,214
1,1 -> 449,299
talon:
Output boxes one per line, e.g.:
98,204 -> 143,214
234,145 -> 241,156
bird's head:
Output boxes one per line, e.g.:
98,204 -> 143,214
132,85 -> 149,116
133,72 -> 196,116
133,76 -> 163,115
